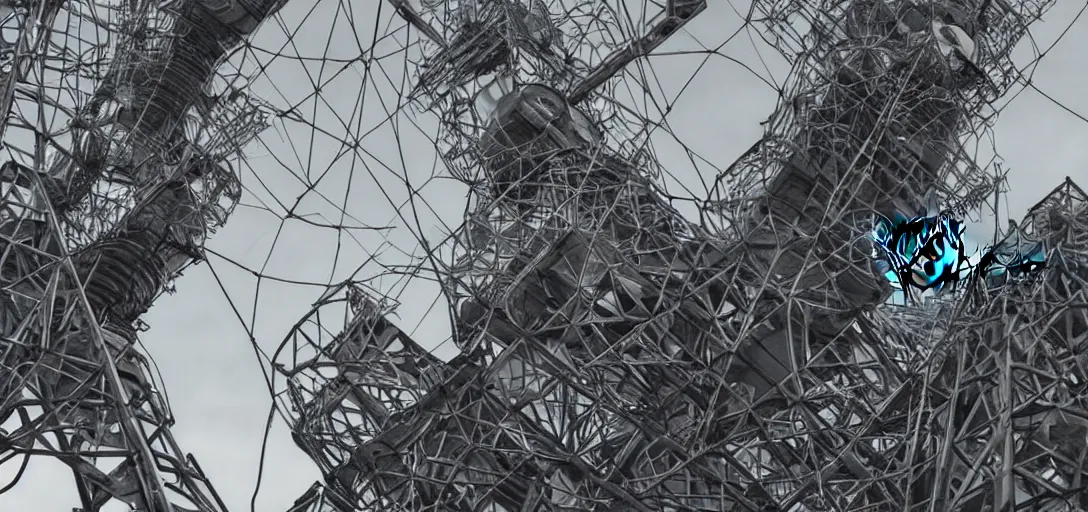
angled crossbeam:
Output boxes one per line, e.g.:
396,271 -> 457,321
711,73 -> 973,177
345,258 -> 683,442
568,0 -> 707,104
386,0 -> 447,48
384,0 -> 705,104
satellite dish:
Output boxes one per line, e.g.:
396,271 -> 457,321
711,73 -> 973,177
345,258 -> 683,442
932,20 -> 977,64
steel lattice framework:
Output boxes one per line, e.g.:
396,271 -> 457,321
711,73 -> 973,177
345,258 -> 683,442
1,0 -> 1083,510
0,0 -> 285,509
902,177 -> 1088,510
273,0 -> 1081,511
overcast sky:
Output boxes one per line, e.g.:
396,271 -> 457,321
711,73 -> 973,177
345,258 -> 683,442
2,0 -> 1087,510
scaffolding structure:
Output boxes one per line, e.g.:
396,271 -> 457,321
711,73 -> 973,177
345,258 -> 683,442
0,0 -> 1082,510
901,177 -> 1088,510
273,0 -> 1080,511
0,0 -> 285,510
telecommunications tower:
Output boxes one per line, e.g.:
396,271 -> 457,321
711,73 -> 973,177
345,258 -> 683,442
274,0 -> 1082,510
1,0 -> 1084,511
0,0 -> 285,509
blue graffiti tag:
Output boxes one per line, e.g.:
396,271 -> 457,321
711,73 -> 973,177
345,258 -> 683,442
871,206 -> 1047,297
871,210 -> 972,295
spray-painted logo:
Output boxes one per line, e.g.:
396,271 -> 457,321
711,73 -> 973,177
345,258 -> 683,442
872,210 -> 972,294
870,195 -> 1047,297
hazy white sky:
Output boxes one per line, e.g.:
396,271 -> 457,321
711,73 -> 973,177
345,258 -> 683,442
2,0 -> 1087,510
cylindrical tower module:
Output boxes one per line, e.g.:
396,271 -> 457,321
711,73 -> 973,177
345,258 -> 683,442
272,0 -> 1077,510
